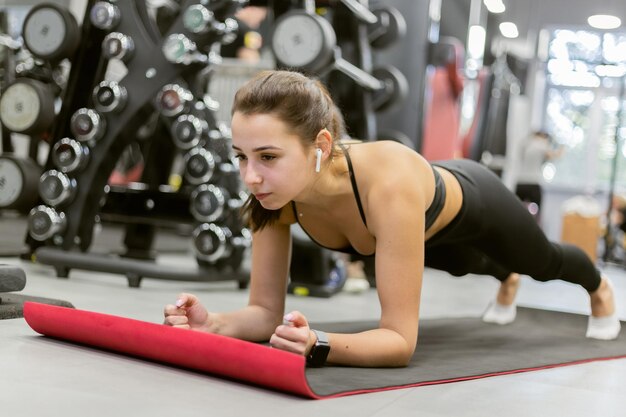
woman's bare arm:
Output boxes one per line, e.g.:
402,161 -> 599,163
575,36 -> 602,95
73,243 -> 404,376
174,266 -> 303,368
321,176 -> 425,367
165,219 -> 293,342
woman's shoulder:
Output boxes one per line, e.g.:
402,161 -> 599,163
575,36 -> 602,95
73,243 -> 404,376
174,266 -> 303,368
349,141 -> 435,227
349,140 -> 430,176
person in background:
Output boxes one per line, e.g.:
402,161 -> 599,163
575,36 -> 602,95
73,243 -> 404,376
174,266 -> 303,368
515,130 -> 563,218
220,6 -> 268,63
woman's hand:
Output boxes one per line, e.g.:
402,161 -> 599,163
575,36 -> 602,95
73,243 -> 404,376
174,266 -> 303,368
270,311 -> 315,356
163,293 -> 212,332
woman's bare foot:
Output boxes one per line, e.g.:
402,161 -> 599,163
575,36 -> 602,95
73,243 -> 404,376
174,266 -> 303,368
496,273 -> 521,306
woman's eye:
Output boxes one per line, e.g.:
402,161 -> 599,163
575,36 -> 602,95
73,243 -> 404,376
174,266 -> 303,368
234,154 -> 246,161
261,154 -> 276,161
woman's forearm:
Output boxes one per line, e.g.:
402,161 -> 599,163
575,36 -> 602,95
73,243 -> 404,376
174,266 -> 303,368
210,305 -> 282,342
323,328 -> 416,367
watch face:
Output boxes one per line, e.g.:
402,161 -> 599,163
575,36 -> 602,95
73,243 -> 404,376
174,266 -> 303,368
24,7 -> 67,58
0,82 -> 41,133
272,13 -> 332,69
0,158 -> 24,206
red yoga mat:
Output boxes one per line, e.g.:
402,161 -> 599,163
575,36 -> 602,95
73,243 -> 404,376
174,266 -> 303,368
23,302 -> 626,399
23,302 -> 319,398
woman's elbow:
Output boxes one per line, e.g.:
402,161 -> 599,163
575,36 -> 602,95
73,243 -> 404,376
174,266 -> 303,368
390,341 -> 416,367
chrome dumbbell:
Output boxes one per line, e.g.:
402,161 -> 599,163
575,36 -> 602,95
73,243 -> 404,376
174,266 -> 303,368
93,80 -> 128,113
192,223 -> 251,263
38,170 -> 77,207
51,138 -> 90,173
102,32 -> 134,62
28,205 -> 66,241
190,184 -> 239,223
156,84 -> 194,118
171,114 -> 207,150
70,108 -> 106,142
184,147 -> 216,185
90,1 -> 120,31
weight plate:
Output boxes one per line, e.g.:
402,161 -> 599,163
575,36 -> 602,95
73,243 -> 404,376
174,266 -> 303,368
23,3 -> 80,61
0,79 -> 55,134
271,11 -> 336,73
371,65 -> 409,113
0,157 -> 24,207
368,7 -> 407,50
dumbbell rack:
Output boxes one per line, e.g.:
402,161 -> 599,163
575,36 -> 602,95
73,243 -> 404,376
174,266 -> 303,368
270,0 -> 408,141
27,0 -> 251,288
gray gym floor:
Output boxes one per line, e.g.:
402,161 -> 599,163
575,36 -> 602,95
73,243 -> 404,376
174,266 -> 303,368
1,221 -> 625,416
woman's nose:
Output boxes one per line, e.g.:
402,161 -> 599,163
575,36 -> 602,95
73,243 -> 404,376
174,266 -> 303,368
243,163 -> 261,186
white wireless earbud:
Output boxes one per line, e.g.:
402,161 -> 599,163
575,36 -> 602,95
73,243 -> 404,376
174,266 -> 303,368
315,148 -> 323,173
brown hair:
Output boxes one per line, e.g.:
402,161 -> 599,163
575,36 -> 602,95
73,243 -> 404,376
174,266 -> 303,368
232,70 -> 346,231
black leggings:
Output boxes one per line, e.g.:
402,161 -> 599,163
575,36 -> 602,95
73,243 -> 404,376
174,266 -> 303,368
425,160 -> 601,292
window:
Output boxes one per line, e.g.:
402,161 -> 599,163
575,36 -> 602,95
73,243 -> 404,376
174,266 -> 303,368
543,29 -> 626,191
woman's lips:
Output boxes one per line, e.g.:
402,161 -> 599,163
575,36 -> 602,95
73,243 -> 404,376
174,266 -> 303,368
255,193 -> 270,201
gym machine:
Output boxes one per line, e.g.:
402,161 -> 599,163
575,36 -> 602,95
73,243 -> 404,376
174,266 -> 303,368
14,0 -> 252,288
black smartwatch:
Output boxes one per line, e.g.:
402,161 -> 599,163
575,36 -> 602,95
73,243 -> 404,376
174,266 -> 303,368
307,330 -> 330,367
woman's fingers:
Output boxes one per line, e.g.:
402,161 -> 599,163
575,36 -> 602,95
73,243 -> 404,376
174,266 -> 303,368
270,315 -> 313,355
270,332 -> 308,355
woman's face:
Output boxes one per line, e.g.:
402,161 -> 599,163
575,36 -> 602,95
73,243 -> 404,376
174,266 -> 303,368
231,111 -> 314,210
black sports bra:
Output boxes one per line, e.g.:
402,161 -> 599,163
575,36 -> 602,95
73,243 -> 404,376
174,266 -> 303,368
292,143 -> 446,256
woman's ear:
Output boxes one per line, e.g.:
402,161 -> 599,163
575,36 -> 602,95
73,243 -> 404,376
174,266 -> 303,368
315,129 -> 333,156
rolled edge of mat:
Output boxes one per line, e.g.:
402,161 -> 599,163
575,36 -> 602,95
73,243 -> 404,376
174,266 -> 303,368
1,294 -> 74,320
0,265 -> 27,292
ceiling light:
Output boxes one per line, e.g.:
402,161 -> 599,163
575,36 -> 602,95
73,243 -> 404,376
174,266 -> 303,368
588,14 -> 621,30
483,0 -> 505,14
468,25 -> 486,59
595,64 -> 626,78
499,22 -> 519,38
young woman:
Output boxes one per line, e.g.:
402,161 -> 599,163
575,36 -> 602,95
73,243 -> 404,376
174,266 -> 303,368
164,70 -> 620,368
